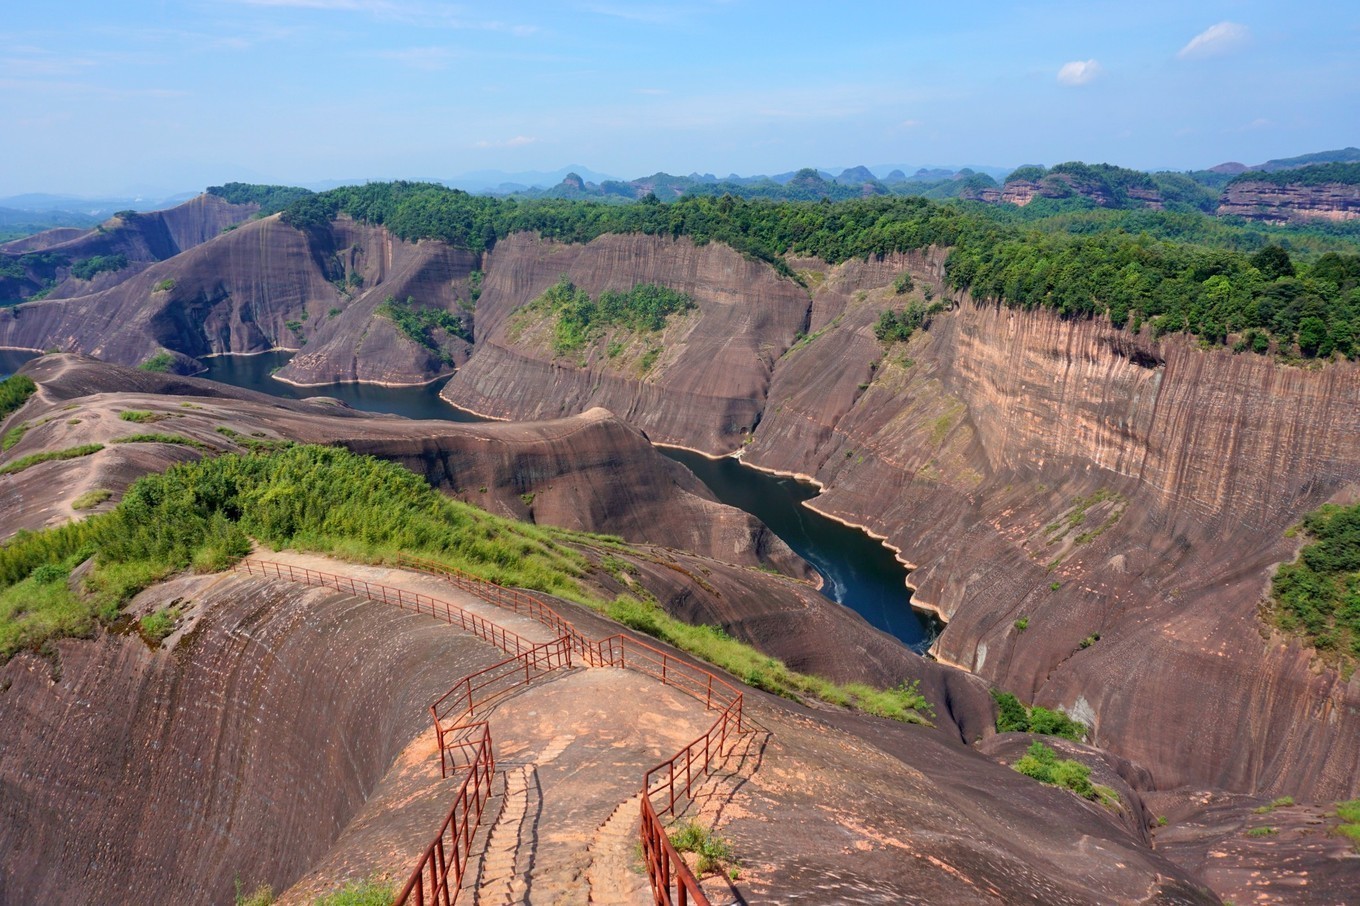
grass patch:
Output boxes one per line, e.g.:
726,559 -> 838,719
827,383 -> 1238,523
1246,826 -> 1278,837
1270,503 -> 1360,669
312,878 -> 392,906
991,689 -> 1086,740
1334,799 -> 1360,851
119,410 -> 166,423
0,443 -> 103,475
669,820 -> 737,877
111,433 -> 214,451
1254,796 -> 1295,814
234,880 -> 274,905
153,278 -> 176,293
0,374 -> 36,420
140,604 -> 183,644
72,488 -> 112,510
2,423 -> 29,451
604,595 -> 932,724
0,444 -> 934,724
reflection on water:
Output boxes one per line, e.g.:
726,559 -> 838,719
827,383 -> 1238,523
201,352 -> 480,422
0,349 -> 39,381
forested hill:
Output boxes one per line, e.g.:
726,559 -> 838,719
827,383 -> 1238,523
259,180 -> 1360,362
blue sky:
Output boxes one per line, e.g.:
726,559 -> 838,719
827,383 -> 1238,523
2,1 -> 1357,196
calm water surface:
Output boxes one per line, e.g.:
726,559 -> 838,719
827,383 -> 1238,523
10,349 -> 931,650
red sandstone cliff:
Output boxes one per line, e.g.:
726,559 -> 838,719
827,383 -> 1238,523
1217,180 -> 1360,223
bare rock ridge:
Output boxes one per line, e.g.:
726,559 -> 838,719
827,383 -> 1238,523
1217,179 -> 1360,223
0,557 -> 1210,904
441,232 -> 811,450
0,573 -> 508,904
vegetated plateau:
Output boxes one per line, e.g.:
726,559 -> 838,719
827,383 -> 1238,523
3,154 -> 1360,904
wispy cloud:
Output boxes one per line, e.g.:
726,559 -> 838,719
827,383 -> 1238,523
369,46 -> 454,70
1178,22 -> 1250,59
473,135 -> 539,149
584,4 -> 686,25
1056,59 -> 1102,86
224,0 -> 538,35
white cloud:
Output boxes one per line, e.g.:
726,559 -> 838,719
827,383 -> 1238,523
473,135 -> 539,149
900,119 -> 923,128
1178,22 -> 1250,59
1056,59 -> 1102,86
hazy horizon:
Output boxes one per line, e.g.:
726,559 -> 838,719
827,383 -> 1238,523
4,0 -> 1357,197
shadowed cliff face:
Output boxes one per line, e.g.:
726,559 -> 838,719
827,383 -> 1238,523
440,232 -> 812,450
0,573 -> 506,904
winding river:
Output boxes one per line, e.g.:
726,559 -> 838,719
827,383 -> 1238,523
3,349 -> 934,650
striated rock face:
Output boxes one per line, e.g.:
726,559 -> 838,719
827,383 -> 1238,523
0,356 -> 806,579
745,261 -> 1360,800
0,213 -> 474,384
441,232 -> 811,450
0,194 -> 258,304
0,573 -> 506,904
966,174 -> 1164,209
1217,180 -> 1360,223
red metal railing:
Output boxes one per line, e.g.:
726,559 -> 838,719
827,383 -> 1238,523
242,555 -> 744,906
236,560 -> 537,658
640,794 -> 708,906
428,636 -> 573,778
393,722 -> 495,906
394,554 -> 596,662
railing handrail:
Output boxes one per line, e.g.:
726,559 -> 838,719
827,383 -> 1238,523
240,554 -> 739,906
394,553 -> 596,662
236,559 -> 540,658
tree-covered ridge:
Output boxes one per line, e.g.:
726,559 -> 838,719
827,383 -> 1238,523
275,183 -> 1360,360
1228,162 -> 1360,188
1271,502 -> 1360,667
207,182 -> 315,214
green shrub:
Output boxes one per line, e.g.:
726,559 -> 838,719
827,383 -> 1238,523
1013,741 -> 1103,800
111,433 -> 212,450
153,278 -> 176,293
1246,826 -> 1278,837
1271,502 -> 1360,666
524,278 -> 694,355
139,606 -> 181,644
893,272 -> 914,294
69,254 -> 128,281
668,821 -> 736,876
234,880 -> 274,906
375,295 -> 470,362
138,352 -> 175,373
991,689 -> 1086,740
0,375 -> 36,419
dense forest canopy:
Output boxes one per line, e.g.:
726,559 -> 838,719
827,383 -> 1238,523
1228,162 -> 1360,188
272,181 -> 1360,360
